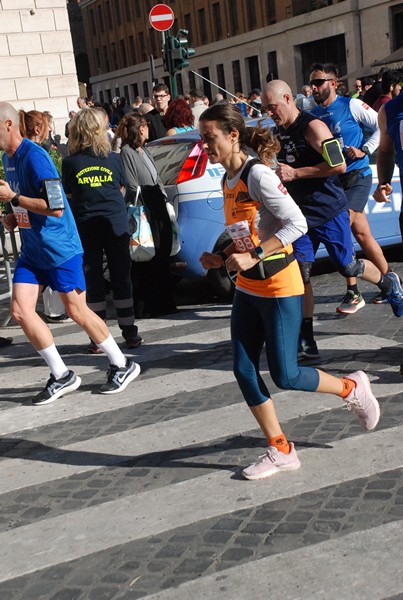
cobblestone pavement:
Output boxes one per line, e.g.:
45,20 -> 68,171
0,259 -> 402,600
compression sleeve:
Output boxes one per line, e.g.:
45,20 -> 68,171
350,98 -> 380,153
247,164 -> 308,247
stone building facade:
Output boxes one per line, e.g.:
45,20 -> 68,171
0,0 -> 80,139
79,0 -> 403,103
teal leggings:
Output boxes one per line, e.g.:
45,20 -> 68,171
231,290 -> 320,406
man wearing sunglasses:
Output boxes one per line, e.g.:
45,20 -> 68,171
262,79 -> 403,357
310,62 -> 393,312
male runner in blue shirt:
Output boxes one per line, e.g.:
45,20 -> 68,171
0,102 -> 140,405
310,62 -> 392,312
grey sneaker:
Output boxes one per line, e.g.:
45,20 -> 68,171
242,443 -> 301,481
343,370 -> 380,431
99,359 -> 141,394
336,290 -> 365,314
33,370 -> 81,406
385,272 -> 403,317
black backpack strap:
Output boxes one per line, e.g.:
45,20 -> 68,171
222,157 -> 264,187
239,157 -> 264,187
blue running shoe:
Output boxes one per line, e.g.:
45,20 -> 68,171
385,272 -> 403,317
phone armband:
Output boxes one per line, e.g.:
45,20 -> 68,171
322,138 -> 344,168
42,179 -> 65,210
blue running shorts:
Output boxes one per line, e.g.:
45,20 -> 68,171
293,211 -> 355,269
344,173 -> 372,213
13,253 -> 86,293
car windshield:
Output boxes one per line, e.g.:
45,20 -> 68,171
147,141 -> 198,185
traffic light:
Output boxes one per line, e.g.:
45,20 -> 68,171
171,30 -> 195,73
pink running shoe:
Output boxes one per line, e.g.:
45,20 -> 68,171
343,370 -> 380,431
242,442 -> 301,481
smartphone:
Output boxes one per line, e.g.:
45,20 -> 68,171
43,178 -> 65,210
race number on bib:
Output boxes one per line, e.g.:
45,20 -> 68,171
226,220 -> 255,253
13,207 -> 31,229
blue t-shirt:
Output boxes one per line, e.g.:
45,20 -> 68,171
2,138 -> 83,269
311,96 -> 371,175
385,94 -> 403,197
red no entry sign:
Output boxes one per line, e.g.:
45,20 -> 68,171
149,4 -> 174,32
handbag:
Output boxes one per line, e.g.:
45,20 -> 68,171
127,186 -> 155,262
166,201 -> 181,256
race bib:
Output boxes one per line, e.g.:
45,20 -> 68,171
226,220 -> 256,253
13,206 -> 31,229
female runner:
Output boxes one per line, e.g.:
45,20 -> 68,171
199,103 -> 380,480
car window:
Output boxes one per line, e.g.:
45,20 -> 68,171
147,142 -> 197,185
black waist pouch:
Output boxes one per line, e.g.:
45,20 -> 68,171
339,168 -> 367,190
241,252 -> 296,281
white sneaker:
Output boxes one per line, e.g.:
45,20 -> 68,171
343,370 -> 380,431
242,443 -> 301,481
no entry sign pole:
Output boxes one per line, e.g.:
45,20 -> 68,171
149,4 -> 176,97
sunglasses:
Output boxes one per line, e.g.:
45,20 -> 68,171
309,78 -> 334,87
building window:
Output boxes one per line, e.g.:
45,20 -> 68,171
134,2 -> 141,18
129,36 -> 136,64
105,0 -> 112,24
267,51 -> 278,80
212,3 -> 222,40
149,28 -> 157,57
232,59 -> 242,93
124,85 -> 129,101
139,32 -> 146,62
97,6 -> 104,33
124,0 -> 132,22
189,70 -> 196,89
198,9 -> 207,45
111,42 -> 118,70
143,81 -> 149,97
199,67 -> 211,99
176,73 -> 183,96
106,89 -> 112,104
115,0 -> 122,26
183,14 -> 192,45
120,39 -> 127,68
115,86 -> 120,98
392,3 -> 403,50
229,0 -> 239,35
89,9 -> 96,35
247,55 -> 261,91
99,91 -> 104,104
266,0 -> 277,24
131,82 -> 139,98
95,48 -> 101,73
104,46 -> 110,72
247,2 -> 257,30
300,34 -> 346,83
216,64 -> 226,98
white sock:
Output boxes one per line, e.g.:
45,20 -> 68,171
98,334 -> 126,367
38,343 -> 68,380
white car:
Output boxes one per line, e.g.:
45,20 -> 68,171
147,126 -> 402,297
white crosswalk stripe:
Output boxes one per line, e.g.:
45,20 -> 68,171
0,306 -> 402,597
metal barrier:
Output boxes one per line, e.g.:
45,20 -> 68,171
0,223 -> 18,327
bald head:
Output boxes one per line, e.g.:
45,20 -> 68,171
262,80 -> 298,128
0,102 -> 23,154
0,102 -> 19,125
264,80 -> 293,101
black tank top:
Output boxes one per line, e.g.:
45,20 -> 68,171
276,111 -> 347,228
